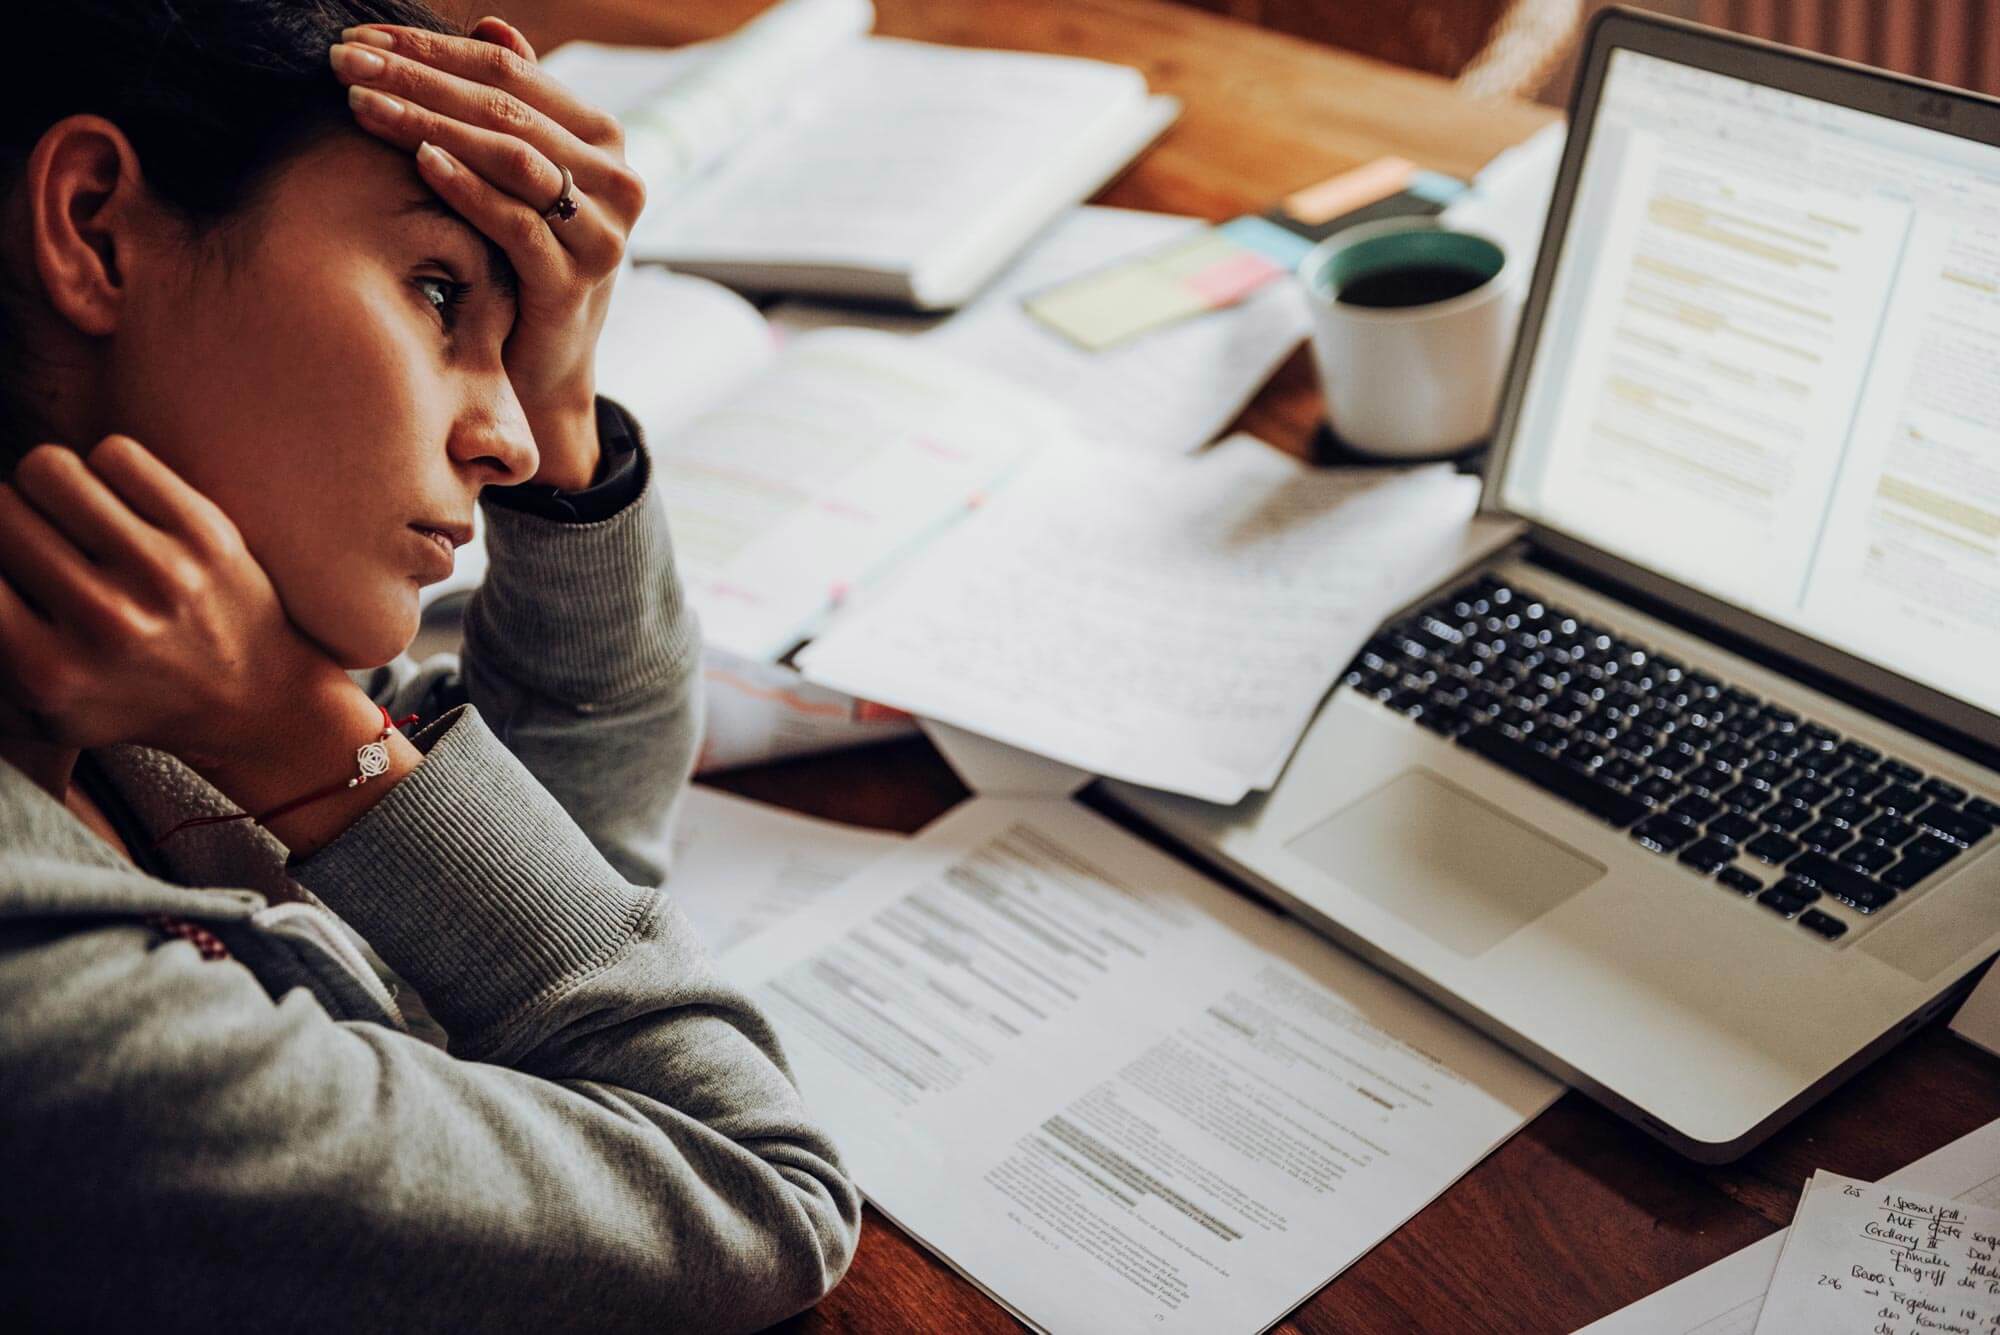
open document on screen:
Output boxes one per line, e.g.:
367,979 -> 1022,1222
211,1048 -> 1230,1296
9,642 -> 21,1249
1502,49 -> 2000,722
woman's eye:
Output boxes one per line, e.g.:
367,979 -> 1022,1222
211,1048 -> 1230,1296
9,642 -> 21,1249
415,274 -> 473,330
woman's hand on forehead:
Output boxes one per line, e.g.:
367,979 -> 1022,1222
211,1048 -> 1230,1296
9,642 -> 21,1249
331,16 -> 647,493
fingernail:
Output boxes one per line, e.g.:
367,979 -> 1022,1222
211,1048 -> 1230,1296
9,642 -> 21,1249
329,43 -> 386,79
348,85 -> 403,121
341,26 -> 396,50
417,142 -> 453,177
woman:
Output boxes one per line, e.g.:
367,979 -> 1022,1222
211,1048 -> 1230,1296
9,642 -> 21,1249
0,2 -> 861,1330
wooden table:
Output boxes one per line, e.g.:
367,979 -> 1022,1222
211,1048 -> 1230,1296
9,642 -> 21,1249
482,2 -> 2000,1329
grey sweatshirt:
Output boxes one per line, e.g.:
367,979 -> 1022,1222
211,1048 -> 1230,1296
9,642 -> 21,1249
0,399 -> 863,1332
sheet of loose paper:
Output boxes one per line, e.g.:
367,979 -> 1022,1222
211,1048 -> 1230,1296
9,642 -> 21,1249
1573,1117 -> 2000,1334
697,650 -> 918,774
645,785 -> 905,957
771,206 -> 1312,456
718,797 -> 1558,1335
796,436 -> 1483,802
1750,1171 -> 2000,1335
661,328 -> 1062,661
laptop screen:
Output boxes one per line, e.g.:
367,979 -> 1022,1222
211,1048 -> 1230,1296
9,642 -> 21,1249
1501,48 -> 2000,723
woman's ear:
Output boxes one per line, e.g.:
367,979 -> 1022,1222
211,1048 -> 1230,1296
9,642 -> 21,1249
22,115 -> 152,340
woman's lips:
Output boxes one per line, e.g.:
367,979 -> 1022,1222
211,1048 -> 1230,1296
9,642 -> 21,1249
409,524 -> 458,578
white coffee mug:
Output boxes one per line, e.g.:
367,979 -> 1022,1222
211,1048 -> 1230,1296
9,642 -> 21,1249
1299,217 -> 1526,459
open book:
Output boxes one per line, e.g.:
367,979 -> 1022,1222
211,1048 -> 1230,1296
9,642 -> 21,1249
540,0 -> 1181,309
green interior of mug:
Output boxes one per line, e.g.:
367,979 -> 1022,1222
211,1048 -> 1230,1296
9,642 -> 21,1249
1314,229 -> 1505,302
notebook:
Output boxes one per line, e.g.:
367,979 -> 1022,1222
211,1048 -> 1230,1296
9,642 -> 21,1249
539,0 -> 1181,309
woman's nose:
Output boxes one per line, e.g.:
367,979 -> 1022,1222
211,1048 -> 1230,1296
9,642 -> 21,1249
448,383 -> 541,487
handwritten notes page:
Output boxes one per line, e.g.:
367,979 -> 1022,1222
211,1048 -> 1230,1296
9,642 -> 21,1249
1573,1118 -> 2000,1334
661,328 -> 1064,661
1751,1172 -> 2000,1335
650,785 -> 904,957
797,436 -> 1482,803
717,797 -> 1560,1335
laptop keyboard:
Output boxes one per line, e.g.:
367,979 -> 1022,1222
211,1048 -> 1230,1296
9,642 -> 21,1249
1341,573 -> 1996,944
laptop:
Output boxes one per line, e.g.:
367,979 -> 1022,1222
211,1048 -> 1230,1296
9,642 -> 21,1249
1104,8 -> 2000,1163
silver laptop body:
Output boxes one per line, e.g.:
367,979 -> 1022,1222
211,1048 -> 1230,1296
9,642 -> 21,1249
1105,8 -> 2000,1163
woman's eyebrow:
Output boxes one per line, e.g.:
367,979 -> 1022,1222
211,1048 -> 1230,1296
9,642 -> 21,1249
393,196 -> 520,300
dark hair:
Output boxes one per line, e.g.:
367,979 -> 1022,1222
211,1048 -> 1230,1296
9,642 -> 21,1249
0,0 -> 469,458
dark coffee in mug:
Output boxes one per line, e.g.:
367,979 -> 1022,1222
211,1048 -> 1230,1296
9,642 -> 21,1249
1337,262 -> 1492,309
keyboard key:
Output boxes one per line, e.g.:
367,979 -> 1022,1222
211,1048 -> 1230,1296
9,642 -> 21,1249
1797,909 -> 1848,940
1744,759 -> 1788,786
1678,838 -> 1736,874
1881,859 -> 1935,891
1717,866 -> 1764,895
1745,832 -> 1800,865
1783,777 -> 1833,807
1873,784 -> 1927,816
1457,723 -> 1650,828
1879,759 -> 1924,784
1840,841 -> 1896,874
1966,797 -> 2000,826
1762,801 -> 1814,832
1757,888 -> 1810,918
1830,766 -> 1887,795
1670,794 -> 1722,825
1632,777 -> 1680,807
1718,782 -> 1772,813
1838,740 -> 1881,765
1902,834 -> 1963,868
1633,813 -> 1698,854
1798,820 -> 1855,854
1710,811 -> 1761,844
1914,804 -> 1992,848
1821,795 -> 1871,827
1789,851 -> 1895,912
1770,874 -> 1821,901
1860,815 -> 1915,846
1921,777 -> 1968,804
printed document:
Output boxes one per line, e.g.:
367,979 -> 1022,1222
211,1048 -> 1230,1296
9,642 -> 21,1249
796,436 -> 1483,803
717,797 -> 1560,1335
1750,1171 -> 2000,1335
1574,1117 -> 2000,1334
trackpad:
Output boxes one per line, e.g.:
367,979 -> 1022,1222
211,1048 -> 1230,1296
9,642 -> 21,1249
1284,768 -> 1605,958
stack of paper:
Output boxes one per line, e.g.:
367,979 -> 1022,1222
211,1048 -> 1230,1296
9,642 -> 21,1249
797,436 -> 1484,803
717,797 -> 1561,1334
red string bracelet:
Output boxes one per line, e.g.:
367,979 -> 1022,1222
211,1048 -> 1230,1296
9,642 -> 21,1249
152,705 -> 418,848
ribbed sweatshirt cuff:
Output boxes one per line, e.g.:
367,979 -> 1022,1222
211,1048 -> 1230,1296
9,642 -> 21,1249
290,705 -> 653,1052
467,398 -> 699,707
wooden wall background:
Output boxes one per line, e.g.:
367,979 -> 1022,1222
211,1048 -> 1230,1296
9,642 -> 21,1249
1167,1 -> 2000,103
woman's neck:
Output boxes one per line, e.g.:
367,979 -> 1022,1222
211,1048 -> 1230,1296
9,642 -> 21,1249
0,737 -> 82,800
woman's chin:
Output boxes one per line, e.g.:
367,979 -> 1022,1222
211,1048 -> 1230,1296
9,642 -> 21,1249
308,594 -> 423,672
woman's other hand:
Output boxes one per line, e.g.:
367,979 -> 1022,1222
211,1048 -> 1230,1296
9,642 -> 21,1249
330,17 -> 648,492
0,437 -> 354,770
